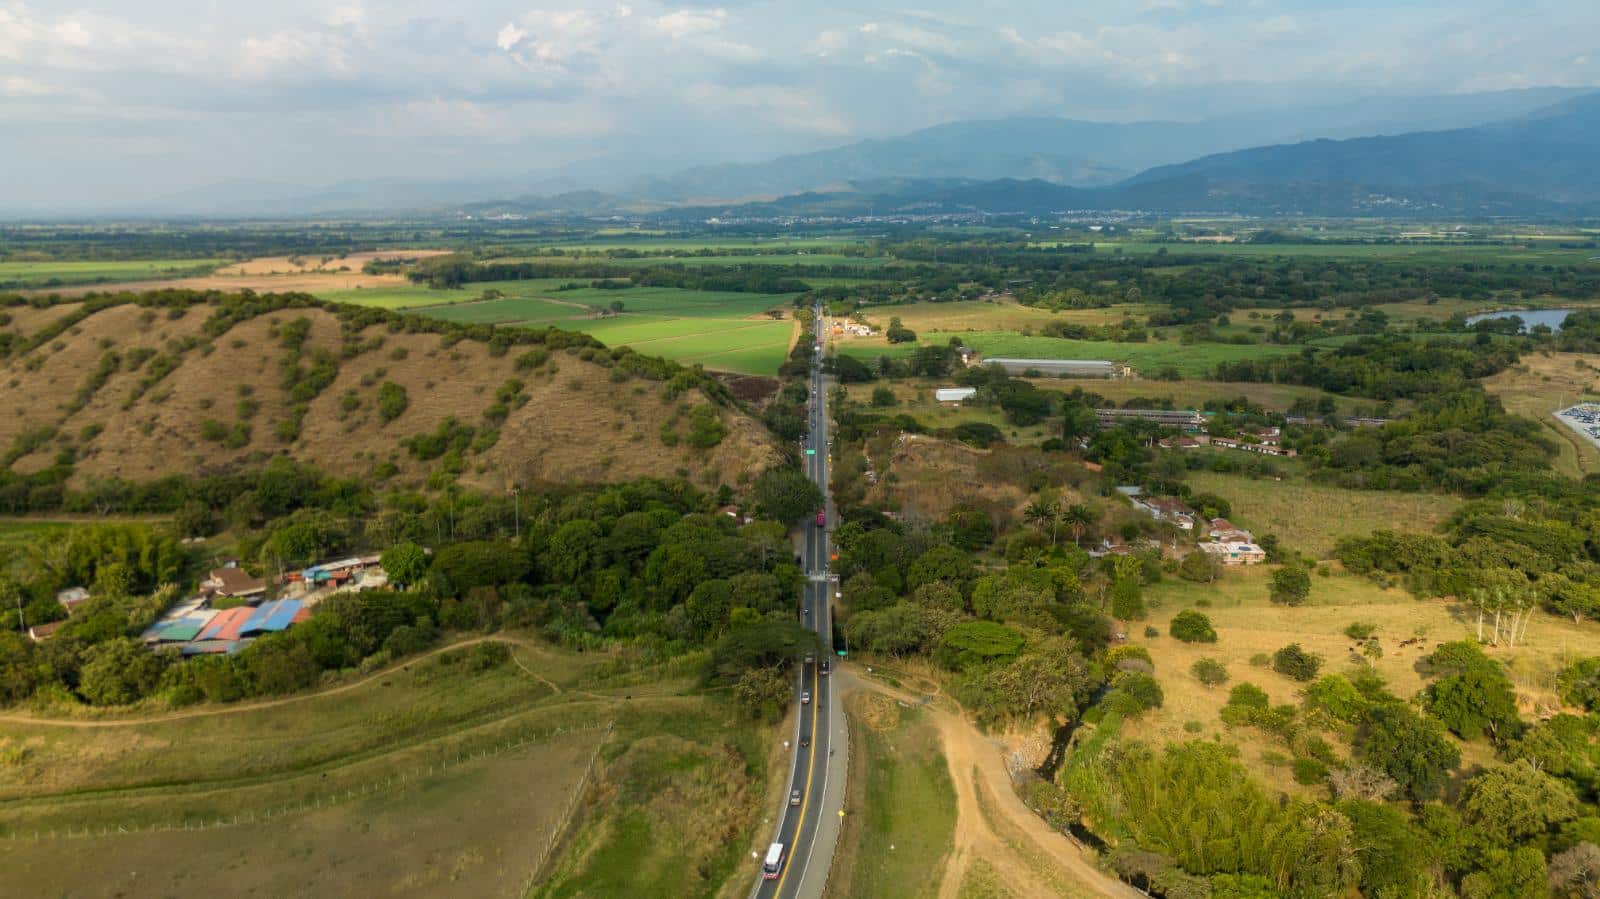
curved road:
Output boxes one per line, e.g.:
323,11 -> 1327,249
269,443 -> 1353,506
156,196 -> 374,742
751,304 -> 846,899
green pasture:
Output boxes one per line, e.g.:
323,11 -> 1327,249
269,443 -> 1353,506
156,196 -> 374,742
1027,240 -> 1600,266
0,259 -> 228,289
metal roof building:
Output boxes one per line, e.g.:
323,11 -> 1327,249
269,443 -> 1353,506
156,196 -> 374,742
934,387 -> 977,403
982,358 -> 1116,377
239,600 -> 306,637
198,606 -> 256,642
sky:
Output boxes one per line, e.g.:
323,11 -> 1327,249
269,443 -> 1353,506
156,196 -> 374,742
1,0 -> 1597,208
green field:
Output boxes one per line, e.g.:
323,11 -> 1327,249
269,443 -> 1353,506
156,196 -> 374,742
956,332 -> 1303,378
418,297 -> 594,325
830,695 -> 958,899
0,638 -> 773,898
0,258 -> 228,289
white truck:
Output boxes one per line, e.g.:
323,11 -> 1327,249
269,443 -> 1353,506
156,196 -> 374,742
763,842 -> 786,880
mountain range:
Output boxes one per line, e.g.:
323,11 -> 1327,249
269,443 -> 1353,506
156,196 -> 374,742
45,86 -> 1600,219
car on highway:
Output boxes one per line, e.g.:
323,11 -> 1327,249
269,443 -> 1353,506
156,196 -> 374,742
801,691 -> 811,704
815,509 -> 826,527
805,652 -> 815,665
821,659 -> 830,675
763,843 -> 786,879
800,735 -> 810,748
790,789 -> 802,806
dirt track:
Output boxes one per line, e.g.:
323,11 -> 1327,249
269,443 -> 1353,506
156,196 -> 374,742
847,669 -> 1138,899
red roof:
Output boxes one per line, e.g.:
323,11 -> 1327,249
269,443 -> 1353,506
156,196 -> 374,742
198,605 -> 255,642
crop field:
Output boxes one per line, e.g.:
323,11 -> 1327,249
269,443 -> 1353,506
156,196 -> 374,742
0,638 -> 772,898
417,297 -> 595,325
859,300 -> 1156,335
955,332 -> 1303,378
584,318 -> 796,375
0,259 -> 228,289
1023,377 -> 1377,415
1183,469 -> 1462,557
828,694 -> 957,899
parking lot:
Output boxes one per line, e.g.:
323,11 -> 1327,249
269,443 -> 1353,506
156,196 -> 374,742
1556,402 -> 1600,453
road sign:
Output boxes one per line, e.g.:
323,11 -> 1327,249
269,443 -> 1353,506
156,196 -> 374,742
805,449 -> 816,455
837,650 -> 847,657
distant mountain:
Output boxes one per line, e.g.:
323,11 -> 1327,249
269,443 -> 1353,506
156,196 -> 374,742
1126,91 -> 1600,210
673,92 -> 1600,219
626,87 -> 1589,203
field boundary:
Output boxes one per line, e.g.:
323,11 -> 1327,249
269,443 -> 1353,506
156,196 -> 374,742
522,719 -> 615,896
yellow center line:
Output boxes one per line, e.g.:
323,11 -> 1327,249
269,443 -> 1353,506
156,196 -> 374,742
774,654 -> 821,896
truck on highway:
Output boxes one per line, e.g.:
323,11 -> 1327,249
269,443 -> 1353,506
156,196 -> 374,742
763,842 -> 786,879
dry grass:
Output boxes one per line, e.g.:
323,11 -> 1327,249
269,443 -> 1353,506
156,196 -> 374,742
216,250 -> 452,277
1,303 -> 781,492
1482,350 -> 1600,479
1183,470 -> 1462,558
1126,566 -> 1600,794
857,300 -> 1154,335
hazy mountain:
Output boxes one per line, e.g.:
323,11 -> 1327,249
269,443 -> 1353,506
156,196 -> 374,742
627,87 -> 1589,202
1127,91 -> 1600,209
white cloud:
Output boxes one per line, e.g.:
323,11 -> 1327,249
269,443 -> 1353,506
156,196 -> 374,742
496,22 -> 526,50
650,8 -> 725,39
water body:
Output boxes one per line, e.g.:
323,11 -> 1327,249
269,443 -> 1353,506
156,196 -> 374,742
1465,308 -> 1575,331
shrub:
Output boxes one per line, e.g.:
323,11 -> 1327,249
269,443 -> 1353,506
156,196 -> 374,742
376,381 -> 408,423
1169,609 -> 1217,643
1192,658 -> 1229,688
1292,758 -> 1329,785
1273,643 -> 1323,682
1108,670 -> 1164,713
1343,621 -> 1378,641
1269,565 -> 1312,606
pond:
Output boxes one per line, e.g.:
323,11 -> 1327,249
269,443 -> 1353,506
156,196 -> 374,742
1464,308 -> 1575,331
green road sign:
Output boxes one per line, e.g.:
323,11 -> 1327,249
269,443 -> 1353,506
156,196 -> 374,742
806,449 -> 816,455
837,650 -> 847,657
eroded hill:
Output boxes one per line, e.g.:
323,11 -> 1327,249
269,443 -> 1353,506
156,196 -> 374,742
0,291 -> 782,498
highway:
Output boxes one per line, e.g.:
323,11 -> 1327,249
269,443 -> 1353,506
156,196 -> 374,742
751,304 -> 846,899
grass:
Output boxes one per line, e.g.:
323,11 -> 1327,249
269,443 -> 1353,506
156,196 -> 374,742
1482,351 -> 1600,479
829,694 -> 957,899
1029,240 -> 1600,265
0,259 -> 229,289
861,300 -> 1156,335
1183,469 -> 1462,558
0,638 -> 773,898
1127,564 -> 1600,795
1021,376 -> 1381,415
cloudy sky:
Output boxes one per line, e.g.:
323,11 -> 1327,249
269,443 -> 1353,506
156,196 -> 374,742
2,0 -> 1597,207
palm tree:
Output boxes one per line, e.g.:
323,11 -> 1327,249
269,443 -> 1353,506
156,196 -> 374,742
1023,498 -> 1060,545
1062,504 -> 1097,548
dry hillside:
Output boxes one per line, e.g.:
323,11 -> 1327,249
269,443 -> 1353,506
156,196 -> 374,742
0,295 -> 782,492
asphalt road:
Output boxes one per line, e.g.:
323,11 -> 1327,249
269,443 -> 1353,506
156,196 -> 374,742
751,307 -> 845,899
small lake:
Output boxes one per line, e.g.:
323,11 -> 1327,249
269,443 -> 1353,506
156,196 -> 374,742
1465,308 -> 1575,332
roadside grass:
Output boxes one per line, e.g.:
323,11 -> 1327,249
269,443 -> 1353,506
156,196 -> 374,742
0,259 -> 228,289
530,698 -> 771,899
1183,469 -> 1462,558
829,693 -> 957,899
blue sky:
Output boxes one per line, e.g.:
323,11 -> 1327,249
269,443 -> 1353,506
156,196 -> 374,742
1,0 -> 1596,206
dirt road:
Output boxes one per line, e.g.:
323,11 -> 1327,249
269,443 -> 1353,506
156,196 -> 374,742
845,669 -> 1139,899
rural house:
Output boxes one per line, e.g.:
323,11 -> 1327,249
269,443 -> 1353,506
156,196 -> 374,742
1199,540 -> 1267,565
1131,496 -> 1197,530
1206,518 -> 1255,543
55,586 -> 91,615
202,565 -> 267,600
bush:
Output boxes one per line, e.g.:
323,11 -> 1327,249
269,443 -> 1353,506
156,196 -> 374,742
1292,757 -> 1330,785
1269,565 -> 1312,606
377,381 -> 408,423
1343,621 -> 1378,641
1273,643 -> 1323,682
1108,670 -> 1164,713
1169,609 -> 1217,643
1192,658 -> 1229,688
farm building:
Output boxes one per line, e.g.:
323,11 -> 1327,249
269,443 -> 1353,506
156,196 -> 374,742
983,358 -> 1116,377
1131,496 -> 1197,530
1198,541 -> 1267,565
239,600 -> 310,637
1206,518 -> 1255,543
28,621 -> 63,642
203,565 -> 267,600
1097,408 -> 1206,430
143,611 -> 218,644
55,587 -> 91,615
935,387 -> 977,403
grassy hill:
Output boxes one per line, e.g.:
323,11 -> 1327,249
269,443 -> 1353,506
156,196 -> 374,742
0,291 -> 781,496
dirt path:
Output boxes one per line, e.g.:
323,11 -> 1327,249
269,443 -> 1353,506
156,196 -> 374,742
0,635 -> 562,729
848,670 -> 1138,899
